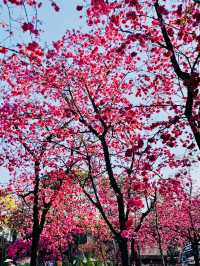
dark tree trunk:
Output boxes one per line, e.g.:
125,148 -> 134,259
155,207 -> 166,266
154,1 -> 200,150
101,136 -> 129,266
29,161 -> 51,266
30,231 -> 40,266
30,161 -> 40,266
130,240 -> 141,266
135,245 -> 141,266
130,240 -> 135,265
192,242 -> 200,266
117,237 -> 130,266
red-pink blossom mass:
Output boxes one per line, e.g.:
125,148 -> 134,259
0,0 -> 199,266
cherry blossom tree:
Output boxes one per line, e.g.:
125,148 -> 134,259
0,31 -> 149,265
75,0 -> 200,159
142,178 -> 200,266
1,1 -> 199,263
7,187 -> 90,263
5,29 -> 186,265
0,78 -> 87,265
161,182 -> 200,266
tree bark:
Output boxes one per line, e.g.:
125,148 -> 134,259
130,240 -> 135,265
30,231 -> 40,266
130,239 -> 141,266
155,207 -> 166,266
135,244 -> 142,266
192,242 -> 200,266
117,237 -> 130,266
30,161 -> 40,266
154,1 -> 200,150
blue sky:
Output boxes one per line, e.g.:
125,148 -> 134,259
0,167 -> 10,185
38,0 -> 87,44
0,0 -> 87,48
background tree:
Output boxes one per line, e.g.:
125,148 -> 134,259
143,178 -> 200,266
0,83 -> 86,265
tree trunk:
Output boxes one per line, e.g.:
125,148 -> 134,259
130,240 -> 135,265
135,244 -> 142,266
130,239 -> 141,266
156,226 -> 166,266
155,203 -> 166,266
30,231 -> 40,266
117,237 -> 130,266
192,242 -> 200,266
30,161 -> 40,266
